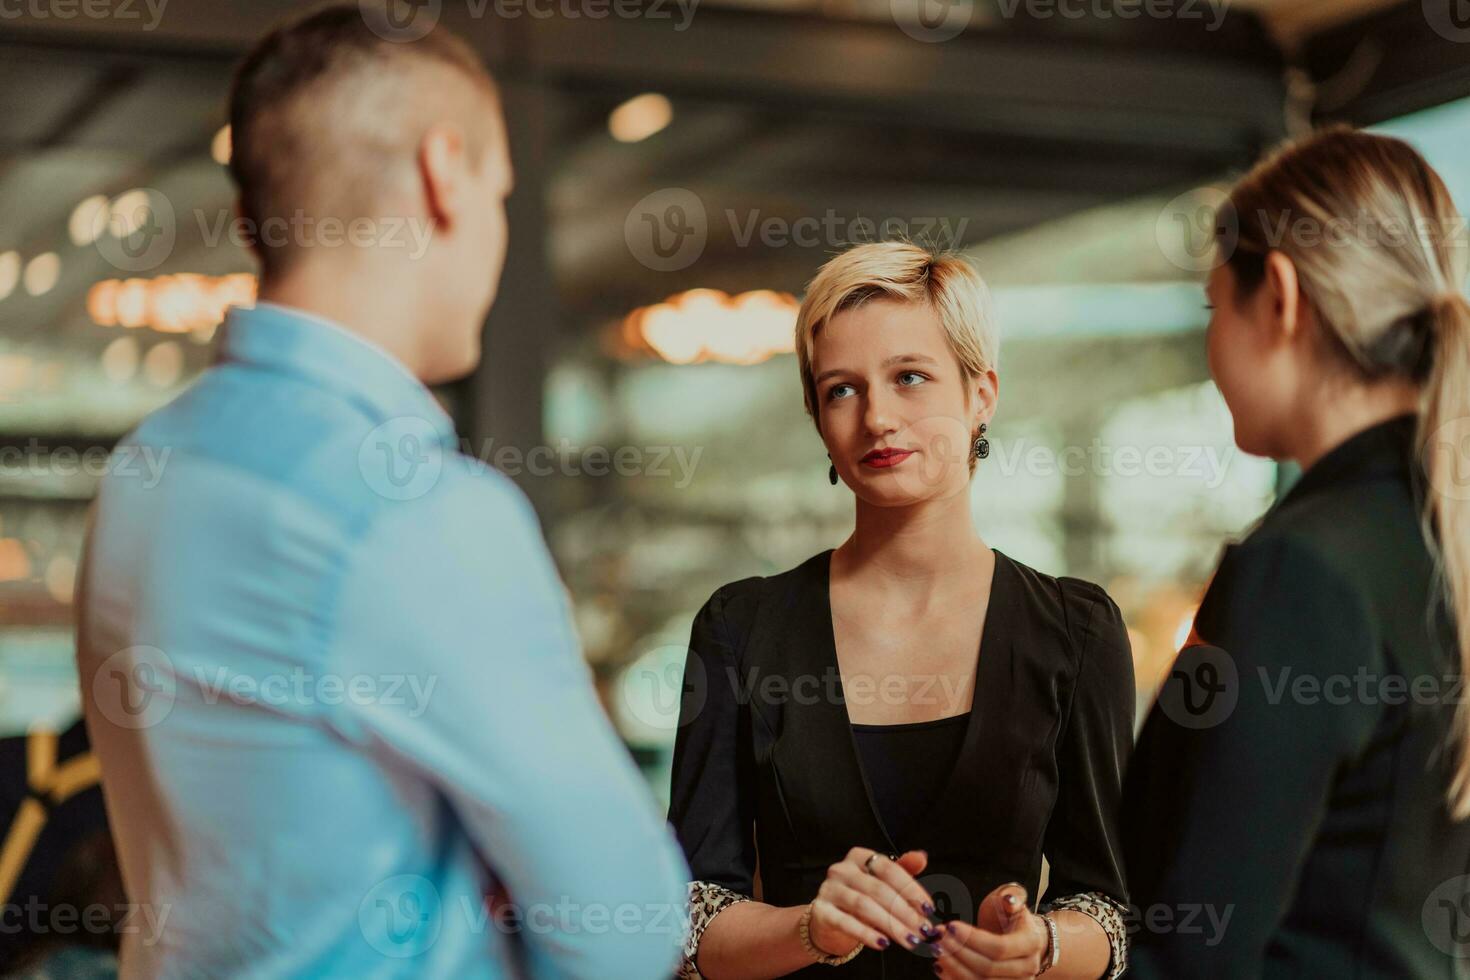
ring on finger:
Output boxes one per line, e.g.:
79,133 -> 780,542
863,852 -> 898,876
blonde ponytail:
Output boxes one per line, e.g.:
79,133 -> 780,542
1423,292 -> 1470,817
1218,126 -> 1470,817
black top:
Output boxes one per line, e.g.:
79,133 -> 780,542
851,712 -> 972,846
1122,414 -> 1466,979
668,548 -> 1136,978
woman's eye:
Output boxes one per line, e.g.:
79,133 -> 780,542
827,383 -> 854,400
897,371 -> 927,387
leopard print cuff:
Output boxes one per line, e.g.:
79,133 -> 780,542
678,880 -> 753,980
1040,891 -> 1129,980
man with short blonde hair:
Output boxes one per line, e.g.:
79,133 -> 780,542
78,7 -> 688,977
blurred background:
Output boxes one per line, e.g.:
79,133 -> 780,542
0,0 -> 1468,807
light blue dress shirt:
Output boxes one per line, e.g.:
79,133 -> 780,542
76,302 -> 689,979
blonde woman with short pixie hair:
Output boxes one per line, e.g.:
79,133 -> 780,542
668,242 -> 1134,980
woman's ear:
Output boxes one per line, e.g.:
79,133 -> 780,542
972,367 -> 1000,428
1263,251 -> 1303,345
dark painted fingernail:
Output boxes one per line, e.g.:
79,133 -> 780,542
907,934 -> 921,946
921,902 -> 935,916
945,922 -> 957,935
1005,893 -> 1018,906
877,937 -> 889,948
920,922 -> 937,938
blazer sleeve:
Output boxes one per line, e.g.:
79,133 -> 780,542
1121,533 -> 1382,979
667,585 -> 759,977
1041,581 -> 1136,979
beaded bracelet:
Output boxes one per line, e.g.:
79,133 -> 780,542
1037,912 -> 1061,975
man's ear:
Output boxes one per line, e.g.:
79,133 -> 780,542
232,196 -> 262,264
418,122 -> 468,231
1263,250 -> 1303,345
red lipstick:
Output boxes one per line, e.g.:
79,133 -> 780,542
860,447 -> 916,468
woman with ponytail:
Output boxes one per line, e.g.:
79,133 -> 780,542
1122,125 -> 1470,977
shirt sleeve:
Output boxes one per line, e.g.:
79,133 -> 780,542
328,463 -> 689,980
666,586 -> 759,976
1122,533 -> 1381,978
1041,581 -> 1136,979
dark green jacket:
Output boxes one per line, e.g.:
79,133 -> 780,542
1123,414 -> 1465,978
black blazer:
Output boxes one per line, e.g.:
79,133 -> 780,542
1122,414 -> 1466,978
668,547 -> 1135,978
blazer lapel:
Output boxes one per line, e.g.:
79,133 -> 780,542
756,550 -> 895,856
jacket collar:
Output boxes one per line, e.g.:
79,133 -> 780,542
1276,412 -> 1418,510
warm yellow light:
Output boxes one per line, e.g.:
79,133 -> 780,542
115,278 -> 150,328
211,125 -> 232,166
143,341 -> 184,388
609,93 -> 673,143
87,272 -> 258,334
101,336 -> 140,383
87,280 -> 120,326
110,189 -> 152,238
45,556 -> 76,605
0,252 -> 19,301
69,195 -> 110,246
625,288 -> 799,365
23,253 -> 60,296
0,539 -> 30,582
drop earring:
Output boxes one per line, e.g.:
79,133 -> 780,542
974,423 -> 990,461
827,454 -> 838,485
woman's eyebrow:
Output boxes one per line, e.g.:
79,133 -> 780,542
880,354 -> 940,368
815,353 -> 939,384
817,352 -> 940,382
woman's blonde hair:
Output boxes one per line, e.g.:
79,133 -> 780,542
794,242 -> 999,460
1218,125 -> 1470,816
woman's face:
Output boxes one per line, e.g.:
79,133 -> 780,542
1205,260 -> 1299,460
812,297 -> 996,506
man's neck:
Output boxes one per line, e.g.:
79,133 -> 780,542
257,268 -> 425,380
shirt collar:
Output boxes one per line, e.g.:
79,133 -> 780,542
1277,412 -> 1419,509
218,302 -> 457,447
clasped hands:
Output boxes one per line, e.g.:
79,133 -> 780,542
806,847 -> 1050,978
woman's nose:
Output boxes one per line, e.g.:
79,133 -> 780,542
863,388 -> 899,437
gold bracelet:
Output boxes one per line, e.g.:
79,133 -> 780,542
798,903 -> 863,966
